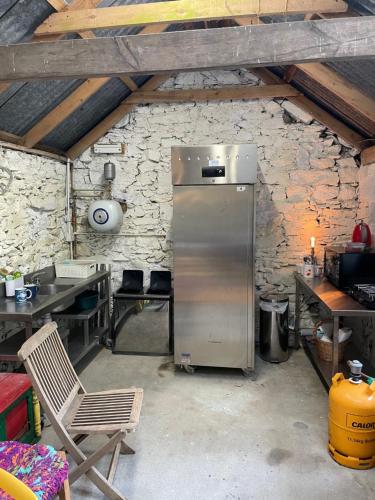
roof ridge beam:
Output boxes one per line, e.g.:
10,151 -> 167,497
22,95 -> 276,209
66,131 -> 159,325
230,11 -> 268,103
1,18 -> 375,83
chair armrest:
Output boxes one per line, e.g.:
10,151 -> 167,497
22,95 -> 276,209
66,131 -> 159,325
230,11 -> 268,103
0,467 -> 37,499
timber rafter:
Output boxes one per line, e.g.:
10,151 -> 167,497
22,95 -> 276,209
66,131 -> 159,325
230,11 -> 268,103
34,0 -> 348,35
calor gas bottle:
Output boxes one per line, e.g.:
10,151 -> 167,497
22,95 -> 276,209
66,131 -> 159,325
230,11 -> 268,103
328,360 -> 375,469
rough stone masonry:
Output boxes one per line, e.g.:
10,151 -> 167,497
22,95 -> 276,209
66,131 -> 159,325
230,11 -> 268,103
0,147 -> 68,273
75,69 -> 360,314
0,146 -> 68,349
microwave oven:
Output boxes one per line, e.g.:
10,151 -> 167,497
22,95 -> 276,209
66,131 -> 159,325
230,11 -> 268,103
324,246 -> 375,290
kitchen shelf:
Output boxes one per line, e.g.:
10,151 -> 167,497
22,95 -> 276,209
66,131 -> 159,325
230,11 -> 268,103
52,298 -> 108,320
0,327 -> 70,363
303,336 -> 375,391
69,326 -> 106,366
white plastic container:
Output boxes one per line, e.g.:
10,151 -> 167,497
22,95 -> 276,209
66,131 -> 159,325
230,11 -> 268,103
303,263 -> 314,279
55,260 -> 96,279
6,276 -> 24,297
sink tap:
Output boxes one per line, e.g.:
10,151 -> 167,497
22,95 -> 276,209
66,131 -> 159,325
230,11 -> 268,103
30,271 -> 47,286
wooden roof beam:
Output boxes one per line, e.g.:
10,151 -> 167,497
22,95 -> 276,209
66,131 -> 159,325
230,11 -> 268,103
0,129 -> 66,161
294,63 -> 375,126
362,145 -> 375,165
35,0 -> 348,36
126,85 -> 301,104
252,68 -> 365,151
1,18 -> 374,83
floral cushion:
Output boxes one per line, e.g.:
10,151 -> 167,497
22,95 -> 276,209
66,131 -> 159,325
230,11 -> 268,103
0,441 -> 68,499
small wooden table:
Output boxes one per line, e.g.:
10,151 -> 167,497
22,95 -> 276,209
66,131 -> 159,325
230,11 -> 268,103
295,273 -> 375,389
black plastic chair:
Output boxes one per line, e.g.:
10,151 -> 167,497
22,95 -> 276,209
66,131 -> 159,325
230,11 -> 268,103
147,271 -> 172,295
117,270 -> 144,294
111,270 -> 173,356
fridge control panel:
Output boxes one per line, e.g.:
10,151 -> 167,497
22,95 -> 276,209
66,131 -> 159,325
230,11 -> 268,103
172,144 -> 257,185
202,166 -> 225,177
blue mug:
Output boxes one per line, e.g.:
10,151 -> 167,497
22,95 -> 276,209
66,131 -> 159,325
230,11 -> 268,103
15,287 -> 32,303
25,284 -> 39,299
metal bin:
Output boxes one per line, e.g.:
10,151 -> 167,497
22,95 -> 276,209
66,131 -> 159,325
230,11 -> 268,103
259,294 -> 289,363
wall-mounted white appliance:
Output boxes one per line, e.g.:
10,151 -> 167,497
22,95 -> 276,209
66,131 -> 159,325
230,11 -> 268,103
88,200 -> 123,233
88,161 -> 124,233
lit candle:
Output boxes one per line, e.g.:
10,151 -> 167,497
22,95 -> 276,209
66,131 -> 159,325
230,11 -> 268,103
310,236 -> 315,249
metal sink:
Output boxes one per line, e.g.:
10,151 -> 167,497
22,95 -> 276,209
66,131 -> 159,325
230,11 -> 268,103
38,284 -> 74,295
38,283 -> 75,312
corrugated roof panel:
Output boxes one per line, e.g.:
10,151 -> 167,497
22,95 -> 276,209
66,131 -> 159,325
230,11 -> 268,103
293,69 -> 375,138
0,0 -> 18,19
347,0 -> 375,15
0,0 -> 53,44
0,82 -> 26,108
133,75 -> 153,87
0,79 -> 83,136
326,61 -> 375,100
41,78 -> 131,151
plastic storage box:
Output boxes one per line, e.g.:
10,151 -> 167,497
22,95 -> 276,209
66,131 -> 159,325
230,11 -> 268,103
0,373 -> 38,443
55,260 -> 96,279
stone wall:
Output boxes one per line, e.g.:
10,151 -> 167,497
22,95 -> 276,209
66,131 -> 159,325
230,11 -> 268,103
345,161 -> 375,366
358,161 -> 375,235
75,70 -> 360,310
0,146 -> 69,273
0,146 -> 69,355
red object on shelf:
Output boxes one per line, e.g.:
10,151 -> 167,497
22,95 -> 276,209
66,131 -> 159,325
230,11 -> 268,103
352,220 -> 372,247
0,373 -> 32,440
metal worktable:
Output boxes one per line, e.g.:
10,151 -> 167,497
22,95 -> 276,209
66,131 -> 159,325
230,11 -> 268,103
0,268 -> 111,364
295,273 -> 375,389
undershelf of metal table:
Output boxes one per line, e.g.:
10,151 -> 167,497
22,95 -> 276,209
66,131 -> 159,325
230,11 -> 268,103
295,273 -> 375,387
52,298 -> 109,364
302,336 -> 375,391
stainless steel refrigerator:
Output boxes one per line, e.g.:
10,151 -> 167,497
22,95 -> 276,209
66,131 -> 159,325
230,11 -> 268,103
172,145 -> 257,373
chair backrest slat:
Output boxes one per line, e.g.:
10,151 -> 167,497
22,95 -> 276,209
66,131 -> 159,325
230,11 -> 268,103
18,322 -> 82,419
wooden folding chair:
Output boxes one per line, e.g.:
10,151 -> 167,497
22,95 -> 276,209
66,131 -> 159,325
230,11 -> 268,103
18,322 -> 143,500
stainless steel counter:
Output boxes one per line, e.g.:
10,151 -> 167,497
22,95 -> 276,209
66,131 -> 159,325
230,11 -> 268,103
295,273 -> 375,388
0,271 -> 109,321
295,273 -> 370,317
0,268 -> 111,364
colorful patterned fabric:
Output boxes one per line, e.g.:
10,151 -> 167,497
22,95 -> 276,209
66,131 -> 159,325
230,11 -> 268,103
0,441 -> 68,499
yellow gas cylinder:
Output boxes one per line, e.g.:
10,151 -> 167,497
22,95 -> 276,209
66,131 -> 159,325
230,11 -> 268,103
328,360 -> 375,469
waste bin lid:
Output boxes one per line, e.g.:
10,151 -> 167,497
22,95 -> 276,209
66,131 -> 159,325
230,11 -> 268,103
260,293 -> 289,304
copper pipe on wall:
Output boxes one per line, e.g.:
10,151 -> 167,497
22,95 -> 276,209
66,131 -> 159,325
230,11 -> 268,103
70,160 -> 78,259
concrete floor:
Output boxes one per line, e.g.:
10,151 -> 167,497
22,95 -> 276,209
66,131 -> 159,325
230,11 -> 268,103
43,349 -> 375,500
